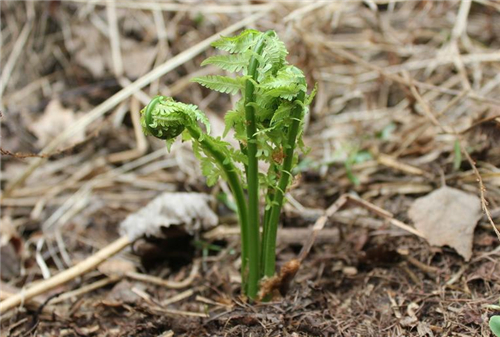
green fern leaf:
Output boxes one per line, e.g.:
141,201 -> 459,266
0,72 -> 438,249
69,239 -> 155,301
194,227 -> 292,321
259,66 -> 306,99
192,75 -> 247,95
224,108 -> 246,139
200,157 -> 221,186
306,83 -> 318,105
211,29 -> 261,54
260,66 -> 304,89
266,87 -> 305,100
201,53 -> 251,73
192,137 -> 238,186
262,34 -> 288,70
248,99 -> 275,122
270,101 -> 294,127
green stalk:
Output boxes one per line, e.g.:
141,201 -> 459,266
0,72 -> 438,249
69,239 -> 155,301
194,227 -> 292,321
262,91 -> 306,278
185,125 -> 250,291
243,31 -> 273,299
261,162 -> 276,276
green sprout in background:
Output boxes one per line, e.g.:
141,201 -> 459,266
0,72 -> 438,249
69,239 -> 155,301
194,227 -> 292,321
491,316 -> 500,337
488,299 -> 500,337
140,29 -> 315,300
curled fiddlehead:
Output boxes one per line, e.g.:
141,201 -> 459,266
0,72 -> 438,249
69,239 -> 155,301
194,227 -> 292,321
141,95 -> 211,147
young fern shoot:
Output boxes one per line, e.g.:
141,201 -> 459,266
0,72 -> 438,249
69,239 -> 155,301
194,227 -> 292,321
140,29 -> 315,300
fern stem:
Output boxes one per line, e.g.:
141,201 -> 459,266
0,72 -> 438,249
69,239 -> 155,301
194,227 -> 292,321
262,91 -> 306,278
243,30 -> 273,299
185,125 -> 250,291
261,162 -> 276,276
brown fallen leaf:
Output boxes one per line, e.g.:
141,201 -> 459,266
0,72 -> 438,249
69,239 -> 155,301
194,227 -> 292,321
28,100 -> 85,148
408,186 -> 482,261
98,258 -> 136,277
105,280 -> 143,305
0,217 -> 23,281
72,24 -> 156,79
467,261 -> 500,283
72,25 -> 107,78
120,39 -> 157,79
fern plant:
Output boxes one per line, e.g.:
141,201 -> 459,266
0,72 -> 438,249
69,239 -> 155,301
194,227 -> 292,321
141,29 -> 315,300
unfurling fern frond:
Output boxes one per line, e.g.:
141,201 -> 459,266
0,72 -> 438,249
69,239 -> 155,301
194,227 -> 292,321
264,86 -> 306,100
259,66 -> 305,89
211,29 -> 261,54
192,75 -> 247,95
201,53 -> 251,73
261,33 -> 288,72
259,66 -> 306,99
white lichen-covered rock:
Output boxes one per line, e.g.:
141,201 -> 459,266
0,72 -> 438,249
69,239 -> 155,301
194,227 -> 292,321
120,192 -> 218,241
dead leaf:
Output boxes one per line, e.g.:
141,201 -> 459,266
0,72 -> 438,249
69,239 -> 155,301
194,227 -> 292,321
98,258 -> 136,277
28,100 -> 85,148
120,39 -> 157,79
462,308 -> 483,325
416,322 -> 434,337
0,244 -> 20,281
72,25 -> 107,77
119,192 -> 218,241
0,217 -> 23,281
72,24 -> 156,79
106,280 -> 143,304
399,315 -> 417,327
467,261 -> 500,283
408,186 -> 482,261
76,48 -> 107,78
474,233 -> 497,246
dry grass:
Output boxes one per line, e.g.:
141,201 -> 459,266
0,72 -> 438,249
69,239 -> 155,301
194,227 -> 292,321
1,1 -> 500,336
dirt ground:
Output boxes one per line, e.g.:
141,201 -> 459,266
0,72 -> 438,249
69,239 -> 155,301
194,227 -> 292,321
1,1 -> 500,336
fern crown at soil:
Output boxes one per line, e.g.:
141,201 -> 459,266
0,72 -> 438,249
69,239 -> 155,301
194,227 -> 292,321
140,29 -> 315,300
